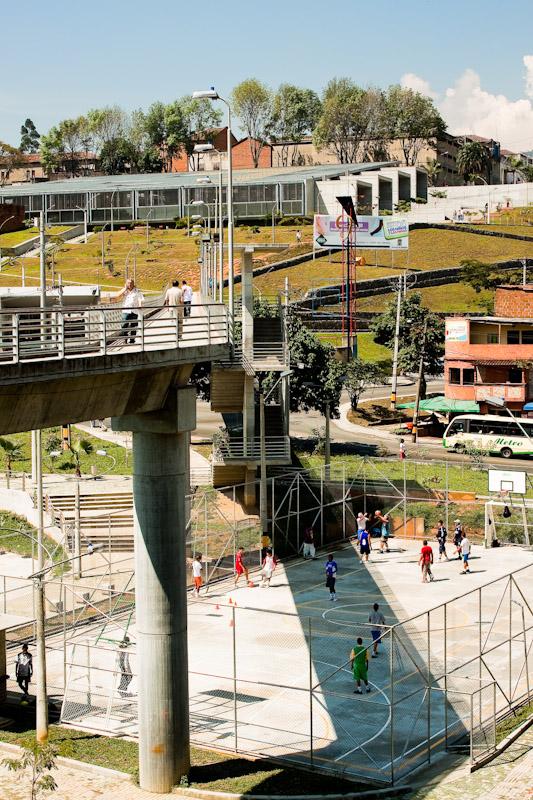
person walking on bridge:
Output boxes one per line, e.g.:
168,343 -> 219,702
115,279 -> 144,344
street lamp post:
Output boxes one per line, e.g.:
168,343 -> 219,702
192,90 -> 234,325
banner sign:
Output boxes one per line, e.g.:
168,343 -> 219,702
445,320 -> 469,342
313,214 -> 409,249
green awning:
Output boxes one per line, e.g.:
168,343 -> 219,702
397,396 -> 480,413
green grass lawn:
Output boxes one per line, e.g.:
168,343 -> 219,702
0,724 -> 364,794
354,282 -> 495,314
495,701 -> 532,743
0,511 -> 69,572
0,225 -> 313,294
0,427 -> 132,477
0,226 -> 73,249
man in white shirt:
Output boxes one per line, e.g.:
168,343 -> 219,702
115,279 -> 144,344
15,643 -> 33,700
182,280 -> 193,317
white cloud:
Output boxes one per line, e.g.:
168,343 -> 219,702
400,72 -> 437,100
400,56 -> 533,152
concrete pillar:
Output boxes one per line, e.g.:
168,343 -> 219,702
112,386 -> 196,794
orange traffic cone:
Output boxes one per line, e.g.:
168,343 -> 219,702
215,604 -> 220,610
228,598 -> 233,605
229,619 -> 234,627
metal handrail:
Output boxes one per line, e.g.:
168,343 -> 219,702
0,303 -> 229,365
213,435 -> 290,463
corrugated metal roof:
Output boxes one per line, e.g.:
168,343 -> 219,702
0,161 -> 397,196
470,316 -> 533,324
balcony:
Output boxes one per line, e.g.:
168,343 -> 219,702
213,436 -> 291,466
474,383 -> 527,403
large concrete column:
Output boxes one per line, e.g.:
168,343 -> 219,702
112,386 -> 196,794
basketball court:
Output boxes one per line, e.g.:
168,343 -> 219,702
60,536 -> 533,783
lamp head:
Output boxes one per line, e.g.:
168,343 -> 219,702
192,89 -> 219,100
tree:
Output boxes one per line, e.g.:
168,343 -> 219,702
40,117 -> 89,177
20,119 -> 40,154
0,141 -> 24,186
519,164 -> 533,182
313,79 -> 377,164
231,79 -> 272,168
3,741 -> 58,799
425,158 -> 442,186
371,293 -> 444,399
456,141 -> 490,184
68,438 -> 93,477
384,85 -> 446,166
86,106 -> 127,154
0,437 -> 24,475
178,97 -> 222,170
285,314 -> 345,416
459,258 -> 495,292
100,136 -> 136,174
270,84 -> 321,166
344,360 -> 384,410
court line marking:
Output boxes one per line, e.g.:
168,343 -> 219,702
314,659 -> 391,763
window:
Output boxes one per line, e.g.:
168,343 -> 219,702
449,368 -> 461,384
509,368 -> 522,384
507,330 -> 520,344
449,420 -> 465,434
462,369 -> 475,385
521,330 -> 533,344
487,333 -> 499,344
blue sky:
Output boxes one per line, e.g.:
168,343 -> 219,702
2,0 -> 533,148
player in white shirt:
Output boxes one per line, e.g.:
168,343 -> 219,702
460,534 -> 471,574
192,553 -> 203,597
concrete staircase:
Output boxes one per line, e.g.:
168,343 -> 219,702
44,492 -> 134,552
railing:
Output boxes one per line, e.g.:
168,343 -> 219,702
0,303 -> 229,365
252,341 -> 288,365
213,436 -> 290,463
474,383 -> 526,402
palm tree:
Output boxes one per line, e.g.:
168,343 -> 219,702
425,158 -> 442,186
68,438 -> 93,478
0,437 -> 24,477
457,141 -> 490,184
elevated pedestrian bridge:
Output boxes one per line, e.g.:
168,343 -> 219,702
0,299 -> 230,435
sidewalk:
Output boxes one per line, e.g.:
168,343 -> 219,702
409,726 -> 533,800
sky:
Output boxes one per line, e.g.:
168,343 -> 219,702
1,0 -> 533,151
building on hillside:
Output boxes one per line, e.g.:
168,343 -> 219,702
0,152 -> 100,185
169,128 -> 238,172
0,161 -> 427,225
500,149 -> 533,184
444,285 -> 533,414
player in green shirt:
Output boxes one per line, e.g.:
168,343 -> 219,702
350,637 -> 371,694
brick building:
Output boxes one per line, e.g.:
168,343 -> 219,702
445,285 -> 533,413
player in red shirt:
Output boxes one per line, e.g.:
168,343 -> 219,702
419,540 -> 434,583
234,547 -> 249,587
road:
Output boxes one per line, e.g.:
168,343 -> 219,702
194,379 -> 533,470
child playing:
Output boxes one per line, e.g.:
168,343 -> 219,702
350,637 -> 371,694
192,553 -> 203,598
260,548 -> 277,587
234,547 -> 249,587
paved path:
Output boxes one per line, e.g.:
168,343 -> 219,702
409,726 -> 533,800
0,727 -> 531,800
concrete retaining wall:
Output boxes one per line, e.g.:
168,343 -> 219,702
1,224 -> 84,257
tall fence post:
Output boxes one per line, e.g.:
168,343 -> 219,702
271,477 -> 276,555
320,468 -> 324,548
342,464 -> 346,538
308,616 -> 313,767
469,692 -> 474,765
444,602 -> 448,749
509,577 -> 512,708
232,605 -> 238,752
2,576 -> 6,614
296,474 -> 300,553
390,627 -> 395,784
427,610 -> 431,765
403,459 -> 407,535
445,460 -> 449,533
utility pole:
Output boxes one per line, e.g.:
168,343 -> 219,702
34,429 -> 48,743
74,480 -> 82,579
411,318 -> 428,443
390,278 -> 402,410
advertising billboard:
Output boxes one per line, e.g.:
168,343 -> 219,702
313,214 -> 409,250
445,320 -> 469,342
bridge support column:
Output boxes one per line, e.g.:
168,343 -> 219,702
112,386 -> 195,794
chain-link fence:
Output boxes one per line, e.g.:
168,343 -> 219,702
58,562 -> 532,783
